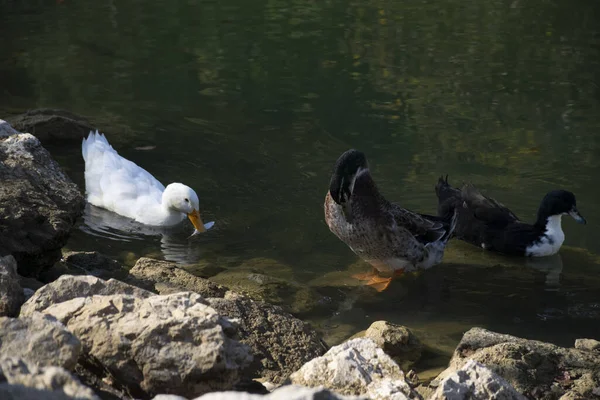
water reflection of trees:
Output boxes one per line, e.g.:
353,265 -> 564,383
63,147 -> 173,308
2,0 -> 599,174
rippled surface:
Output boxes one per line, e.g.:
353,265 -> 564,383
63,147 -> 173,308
2,0 -> 600,371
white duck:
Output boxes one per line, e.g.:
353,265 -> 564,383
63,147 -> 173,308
82,131 -> 214,235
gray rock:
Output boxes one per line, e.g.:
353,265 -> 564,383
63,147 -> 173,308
20,275 -> 154,316
0,255 -> 24,317
0,133 -> 85,276
207,291 -> 327,384
430,359 -> 526,400
574,338 -> 600,352
192,385 -> 363,399
431,327 -> 600,400
0,313 -> 81,370
129,257 -> 227,298
0,357 -> 99,399
6,109 -> 95,143
37,291 -> 252,398
363,321 -> 422,370
40,251 -> 128,283
0,119 -> 18,138
289,338 -> 421,400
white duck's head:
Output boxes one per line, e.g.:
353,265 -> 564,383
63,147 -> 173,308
163,183 -> 212,233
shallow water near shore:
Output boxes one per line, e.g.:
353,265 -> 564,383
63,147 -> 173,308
2,0 -> 600,374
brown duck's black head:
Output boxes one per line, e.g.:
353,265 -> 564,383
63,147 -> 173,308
329,149 -> 368,205
536,190 -> 586,225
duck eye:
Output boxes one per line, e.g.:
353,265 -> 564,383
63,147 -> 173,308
184,198 -> 189,203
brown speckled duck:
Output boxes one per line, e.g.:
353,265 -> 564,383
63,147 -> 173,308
324,149 -> 457,291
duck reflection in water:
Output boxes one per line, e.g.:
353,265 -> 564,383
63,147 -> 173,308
80,204 -> 212,264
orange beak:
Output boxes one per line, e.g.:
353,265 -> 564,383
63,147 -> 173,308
187,209 -> 206,233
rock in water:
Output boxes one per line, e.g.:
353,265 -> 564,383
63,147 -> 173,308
129,257 -> 227,298
0,131 -> 85,276
0,255 -> 24,317
363,321 -> 423,370
6,109 -> 95,143
290,338 -> 421,400
34,291 -> 252,398
0,119 -> 19,138
430,359 -> 526,400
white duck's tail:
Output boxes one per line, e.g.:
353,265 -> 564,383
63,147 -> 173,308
82,130 -> 111,162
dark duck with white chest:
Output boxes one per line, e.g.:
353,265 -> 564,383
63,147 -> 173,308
435,176 -> 586,257
324,150 -> 458,292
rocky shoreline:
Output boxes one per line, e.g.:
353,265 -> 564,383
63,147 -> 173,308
1,115 -> 600,400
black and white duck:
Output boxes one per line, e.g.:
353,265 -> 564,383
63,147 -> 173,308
435,176 -> 586,257
324,150 -> 457,291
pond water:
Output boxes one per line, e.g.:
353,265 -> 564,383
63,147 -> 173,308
2,0 -> 600,375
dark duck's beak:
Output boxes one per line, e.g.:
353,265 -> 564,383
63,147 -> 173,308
568,207 -> 586,224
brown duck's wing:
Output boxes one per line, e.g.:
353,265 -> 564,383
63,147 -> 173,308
390,204 -> 447,245
461,183 -> 519,227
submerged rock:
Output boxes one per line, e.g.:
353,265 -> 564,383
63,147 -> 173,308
289,338 -> 421,400
0,313 -> 81,370
0,131 -> 85,276
207,291 -> 328,384
431,327 -> 600,399
363,321 -> 423,371
129,257 -> 227,298
430,359 -> 526,400
6,109 -> 95,143
34,291 -> 252,398
40,251 -> 128,283
20,275 -> 154,316
210,269 -> 321,315
0,255 -> 24,317
0,357 -> 98,400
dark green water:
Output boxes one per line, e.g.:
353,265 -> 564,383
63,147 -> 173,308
2,0 -> 600,373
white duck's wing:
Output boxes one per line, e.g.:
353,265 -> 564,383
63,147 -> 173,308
82,131 -> 165,219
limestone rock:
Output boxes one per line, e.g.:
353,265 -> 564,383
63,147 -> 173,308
0,357 -> 98,399
6,109 -> 95,143
574,338 -> 600,352
289,338 -> 421,400
0,313 -> 81,370
430,359 -> 527,400
431,327 -> 600,399
129,257 -> 227,298
0,132 -> 85,275
193,385 -> 363,399
0,255 -> 24,316
207,291 -> 327,384
0,385 -> 87,400
20,275 -> 154,316
363,321 -> 422,370
37,291 -> 252,398
152,395 -> 188,400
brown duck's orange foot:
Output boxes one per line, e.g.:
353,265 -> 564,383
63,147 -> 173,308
366,275 -> 393,292
351,267 -> 379,281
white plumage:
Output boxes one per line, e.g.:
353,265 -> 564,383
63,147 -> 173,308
82,131 -> 213,234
